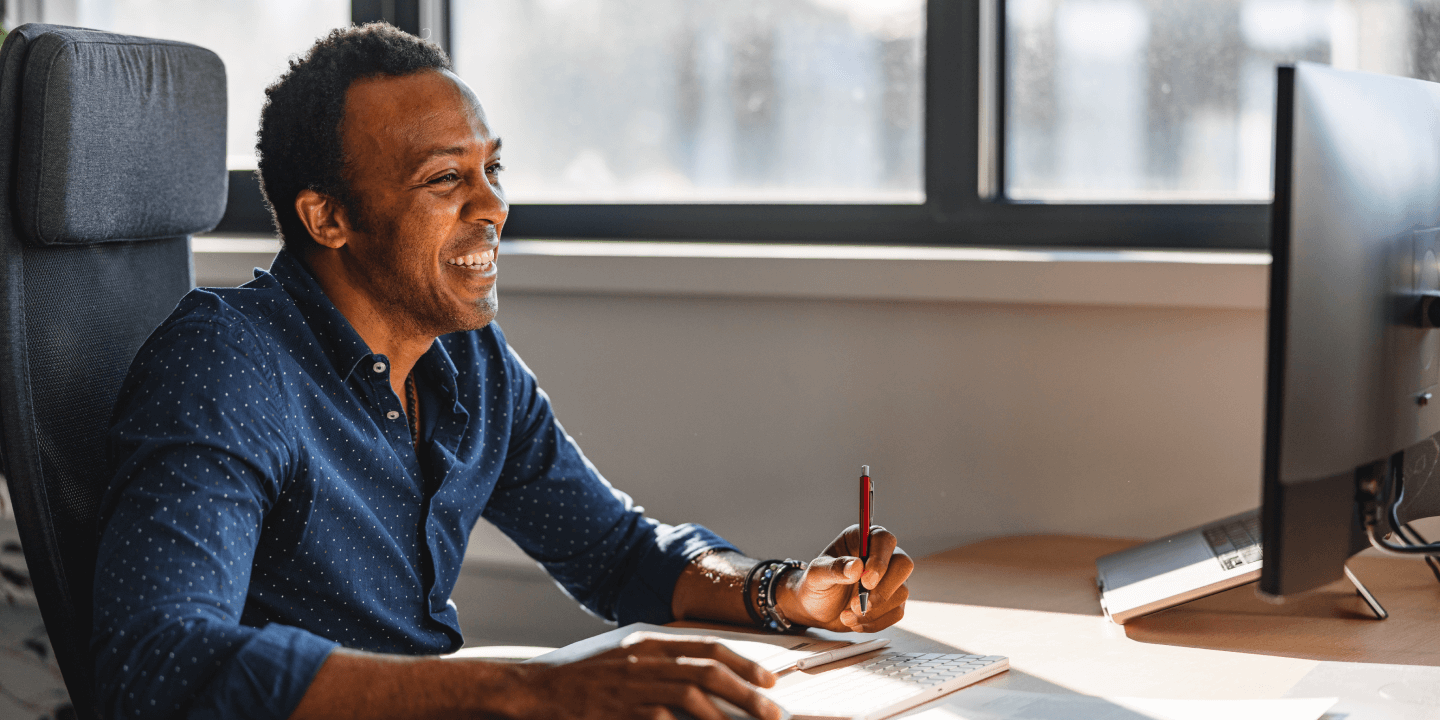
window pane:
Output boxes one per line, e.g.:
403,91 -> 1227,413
77,0 -> 350,170
452,0 -> 924,204
1006,0 -> 1440,202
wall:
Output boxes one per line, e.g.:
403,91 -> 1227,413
488,292 -> 1269,561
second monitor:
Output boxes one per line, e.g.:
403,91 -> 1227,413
1262,61 -> 1440,601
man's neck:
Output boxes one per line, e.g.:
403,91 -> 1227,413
301,249 -> 435,402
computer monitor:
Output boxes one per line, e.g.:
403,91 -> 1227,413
1260,62 -> 1440,600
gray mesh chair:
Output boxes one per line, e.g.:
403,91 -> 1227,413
0,24 -> 226,717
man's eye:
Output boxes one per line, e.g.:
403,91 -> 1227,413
486,163 -> 505,176
429,172 -> 459,185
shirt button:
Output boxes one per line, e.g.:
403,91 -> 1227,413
386,410 -> 400,420
373,361 -> 387,374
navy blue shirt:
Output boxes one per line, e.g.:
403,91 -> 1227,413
92,249 -> 736,719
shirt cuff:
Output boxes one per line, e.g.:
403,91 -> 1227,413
186,623 -> 339,720
615,522 -> 739,626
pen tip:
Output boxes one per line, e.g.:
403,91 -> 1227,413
861,465 -> 869,476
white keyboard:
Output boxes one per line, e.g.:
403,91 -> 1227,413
765,651 -> 1010,720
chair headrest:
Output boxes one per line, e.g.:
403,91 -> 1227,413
5,24 -> 227,246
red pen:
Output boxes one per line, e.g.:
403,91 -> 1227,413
859,465 -> 873,614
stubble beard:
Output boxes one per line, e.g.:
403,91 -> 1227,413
464,289 -> 499,333
416,284 -> 499,338
356,209 -> 501,338
385,282 -> 504,338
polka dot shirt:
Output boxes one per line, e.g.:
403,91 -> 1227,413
91,250 -> 736,720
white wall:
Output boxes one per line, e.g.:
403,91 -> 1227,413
484,290 -> 1268,561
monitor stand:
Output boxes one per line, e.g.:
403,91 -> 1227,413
1344,565 -> 1388,619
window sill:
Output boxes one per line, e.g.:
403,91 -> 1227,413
193,236 -> 1270,310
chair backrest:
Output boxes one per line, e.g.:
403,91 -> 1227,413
0,24 -> 226,717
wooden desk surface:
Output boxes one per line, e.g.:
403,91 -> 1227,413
890,534 -> 1440,702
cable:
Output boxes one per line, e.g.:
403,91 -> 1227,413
1401,523 -> 1440,585
1366,522 -> 1440,554
1366,458 -> 1440,555
1391,446 -> 1440,582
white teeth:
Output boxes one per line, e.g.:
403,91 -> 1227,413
445,250 -> 496,268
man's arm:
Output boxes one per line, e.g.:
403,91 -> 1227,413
290,640 -> 781,720
286,333 -> 908,719
482,335 -> 913,635
287,533 -> 913,720
94,314 -> 337,720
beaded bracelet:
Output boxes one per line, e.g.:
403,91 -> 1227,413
742,559 -> 771,628
755,559 -> 805,633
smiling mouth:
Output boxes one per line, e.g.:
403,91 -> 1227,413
445,249 -> 496,272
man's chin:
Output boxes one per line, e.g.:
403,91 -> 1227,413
431,294 -> 498,336
465,297 -> 499,331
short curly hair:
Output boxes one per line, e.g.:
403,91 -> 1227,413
257,23 -> 450,255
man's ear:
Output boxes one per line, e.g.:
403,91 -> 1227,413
295,189 -> 352,250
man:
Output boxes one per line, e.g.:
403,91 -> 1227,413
92,23 -> 912,720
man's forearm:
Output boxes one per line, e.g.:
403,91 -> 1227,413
670,551 -> 811,629
288,648 -> 533,719
670,550 -> 755,626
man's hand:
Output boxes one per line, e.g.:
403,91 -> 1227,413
779,525 -> 913,633
511,633 -> 784,720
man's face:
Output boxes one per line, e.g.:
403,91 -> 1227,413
335,68 -> 506,337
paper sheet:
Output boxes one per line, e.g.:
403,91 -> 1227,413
524,622 -> 851,672
905,687 -> 1337,720
1284,661 -> 1440,720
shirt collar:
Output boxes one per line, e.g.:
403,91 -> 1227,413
264,249 -> 383,382
264,249 -> 461,387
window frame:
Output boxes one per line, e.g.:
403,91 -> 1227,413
213,0 -> 1270,251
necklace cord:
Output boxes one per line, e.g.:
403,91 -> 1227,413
405,372 -> 420,449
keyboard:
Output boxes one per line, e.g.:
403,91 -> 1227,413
1201,513 -> 1262,571
764,651 -> 1010,720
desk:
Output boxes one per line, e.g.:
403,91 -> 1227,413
871,534 -> 1440,717
591,533 -> 1440,717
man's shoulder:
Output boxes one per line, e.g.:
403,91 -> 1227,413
113,283 -> 294,427
141,277 -> 295,361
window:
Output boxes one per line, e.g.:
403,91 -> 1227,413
44,1 -> 1429,249
450,0 -> 924,205
1005,0 -> 1440,203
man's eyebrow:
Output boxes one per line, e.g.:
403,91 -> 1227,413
417,137 -> 503,162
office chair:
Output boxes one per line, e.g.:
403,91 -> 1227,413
0,24 -> 226,717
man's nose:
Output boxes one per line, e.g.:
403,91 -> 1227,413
462,174 -> 507,229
